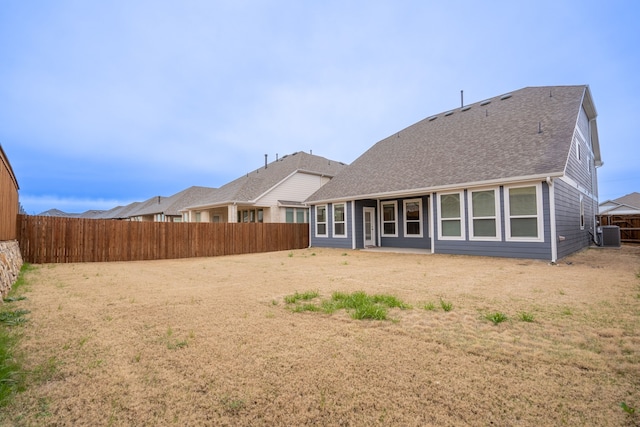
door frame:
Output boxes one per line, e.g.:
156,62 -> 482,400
363,207 -> 376,247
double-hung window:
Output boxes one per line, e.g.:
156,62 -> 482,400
438,192 -> 464,239
468,189 -> 500,240
316,205 -> 327,237
403,199 -> 422,237
333,203 -> 346,237
505,184 -> 543,241
381,201 -> 397,237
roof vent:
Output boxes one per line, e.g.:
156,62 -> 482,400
500,93 -> 512,100
480,100 -> 491,106
444,110 -> 454,116
428,115 -> 438,121
461,106 -> 471,112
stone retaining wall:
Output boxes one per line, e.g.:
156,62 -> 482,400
0,240 -> 23,298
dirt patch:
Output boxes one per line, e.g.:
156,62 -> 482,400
2,246 -> 640,426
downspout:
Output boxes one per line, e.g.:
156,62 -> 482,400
351,201 -> 356,249
430,193 -> 435,254
308,204 -> 313,249
376,199 -> 382,247
547,177 -> 558,263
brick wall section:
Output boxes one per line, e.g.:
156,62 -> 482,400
0,240 -> 23,298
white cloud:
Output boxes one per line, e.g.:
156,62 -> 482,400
20,194 -> 136,215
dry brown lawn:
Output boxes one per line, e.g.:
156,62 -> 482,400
2,246 -> 640,426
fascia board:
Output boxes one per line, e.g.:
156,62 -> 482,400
307,173 -> 563,205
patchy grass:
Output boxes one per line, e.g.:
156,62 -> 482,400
440,299 -> 453,312
0,264 -> 34,407
485,312 -> 508,325
285,290 -> 410,321
284,290 -> 320,304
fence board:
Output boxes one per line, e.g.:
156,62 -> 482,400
16,215 -> 309,263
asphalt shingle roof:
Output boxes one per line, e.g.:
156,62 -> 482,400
133,186 -> 216,216
307,85 -> 593,202
612,192 -> 640,209
189,151 -> 347,208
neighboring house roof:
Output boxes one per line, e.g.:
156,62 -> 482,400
37,208 -> 76,217
307,85 -> 598,203
125,196 -> 170,218
97,202 -> 144,219
599,192 -> 640,215
612,192 -> 640,209
186,151 -> 347,209
133,186 -> 217,217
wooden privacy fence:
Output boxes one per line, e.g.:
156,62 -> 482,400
0,145 -> 20,241
17,215 -> 309,263
598,214 -> 640,244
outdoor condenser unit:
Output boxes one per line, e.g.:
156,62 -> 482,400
598,225 -> 621,248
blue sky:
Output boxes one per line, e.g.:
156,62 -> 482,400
1,1 -> 638,214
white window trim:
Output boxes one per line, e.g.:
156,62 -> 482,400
315,205 -> 328,237
333,203 -> 347,238
403,198 -> 423,238
381,201 -> 398,237
467,188 -> 501,241
504,183 -> 544,242
437,191 -> 465,240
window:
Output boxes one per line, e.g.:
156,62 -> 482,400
195,212 -> 202,223
468,189 -> 500,240
439,192 -> 464,239
403,199 -> 422,237
381,201 -> 397,236
580,195 -> 585,230
286,208 -> 307,223
505,184 -> 543,241
333,203 -> 346,237
316,205 -> 327,236
237,209 -> 264,223
576,138 -> 582,161
296,209 -> 306,223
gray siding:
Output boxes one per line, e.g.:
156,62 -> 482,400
379,196 -> 430,250
567,107 -> 598,194
554,179 -> 596,259
433,185 -> 553,260
310,202 -> 353,249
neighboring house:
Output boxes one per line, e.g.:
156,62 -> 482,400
306,85 -> 602,262
36,209 -> 105,219
128,186 -> 216,222
599,192 -> 640,215
182,151 -> 347,223
95,202 -> 144,220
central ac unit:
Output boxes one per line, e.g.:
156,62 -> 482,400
599,225 -> 621,248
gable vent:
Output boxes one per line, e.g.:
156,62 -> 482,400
500,93 -> 512,100
480,100 -> 491,106
444,110 -> 454,116
428,115 -> 438,121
